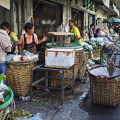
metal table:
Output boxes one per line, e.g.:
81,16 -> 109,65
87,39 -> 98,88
30,65 -> 74,104
100,50 -> 120,65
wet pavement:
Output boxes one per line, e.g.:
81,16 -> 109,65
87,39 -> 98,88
15,79 -> 90,120
80,92 -> 120,120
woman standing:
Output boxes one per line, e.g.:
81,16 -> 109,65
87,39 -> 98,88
19,23 -> 48,90
19,23 -> 48,54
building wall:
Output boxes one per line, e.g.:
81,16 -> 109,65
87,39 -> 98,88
96,8 -> 107,29
85,0 -> 96,30
0,6 -> 10,24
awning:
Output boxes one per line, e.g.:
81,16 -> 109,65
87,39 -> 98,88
102,17 -> 120,23
0,0 -> 10,10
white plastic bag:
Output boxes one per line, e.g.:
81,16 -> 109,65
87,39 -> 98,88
16,113 -> 43,120
0,80 -> 9,97
12,55 -> 22,62
0,91 -> 4,104
29,113 -> 43,120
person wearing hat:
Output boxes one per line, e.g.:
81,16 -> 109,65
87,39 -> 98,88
69,19 -> 81,44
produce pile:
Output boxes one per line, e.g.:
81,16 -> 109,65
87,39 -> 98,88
6,110 -> 43,120
81,40 -> 101,52
6,50 -> 38,62
6,109 -> 32,120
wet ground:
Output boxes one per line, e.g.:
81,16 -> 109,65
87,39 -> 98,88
80,92 -> 120,120
15,79 -> 90,120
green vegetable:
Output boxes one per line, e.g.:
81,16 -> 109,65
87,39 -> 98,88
7,109 -> 32,120
0,74 -> 6,83
102,54 -> 107,61
91,58 -> 101,64
31,98 -> 40,103
83,45 -> 90,52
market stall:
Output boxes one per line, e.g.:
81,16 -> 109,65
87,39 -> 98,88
30,32 -> 84,103
6,51 -> 39,97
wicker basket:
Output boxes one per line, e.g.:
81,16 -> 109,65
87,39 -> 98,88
49,48 -> 83,87
77,52 -> 89,80
0,108 -> 7,120
6,63 -> 34,97
89,66 -> 120,107
89,50 -> 101,59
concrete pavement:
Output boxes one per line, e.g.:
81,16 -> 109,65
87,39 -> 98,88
15,79 -> 90,120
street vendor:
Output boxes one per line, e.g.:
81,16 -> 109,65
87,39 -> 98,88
1,22 -> 18,53
69,19 -> 82,44
18,23 -> 48,54
109,26 -> 114,37
89,24 -> 94,39
0,27 -> 11,84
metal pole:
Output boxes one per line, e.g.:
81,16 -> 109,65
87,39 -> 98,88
30,69 -> 33,100
61,71 -> 65,104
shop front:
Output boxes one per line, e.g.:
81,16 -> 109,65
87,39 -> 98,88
71,8 -> 84,32
88,13 -> 95,29
96,8 -> 108,29
33,0 -> 63,39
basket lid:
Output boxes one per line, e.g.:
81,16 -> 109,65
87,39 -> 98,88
88,66 -> 120,79
46,42 -> 82,49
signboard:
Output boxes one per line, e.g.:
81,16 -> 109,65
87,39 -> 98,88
102,0 -> 110,8
0,0 -> 10,10
113,4 -> 119,17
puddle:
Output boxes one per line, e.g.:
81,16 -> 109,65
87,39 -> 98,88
79,92 -> 120,120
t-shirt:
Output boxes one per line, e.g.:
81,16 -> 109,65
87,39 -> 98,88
69,26 -> 81,44
109,28 -> 113,36
89,28 -> 94,38
0,29 -> 11,63
69,26 -> 81,38
19,33 -> 38,48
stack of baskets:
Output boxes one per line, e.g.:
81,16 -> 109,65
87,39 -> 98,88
89,49 -> 101,59
6,62 -> 34,97
77,52 -> 89,80
49,48 -> 83,87
89,66 -> 120,107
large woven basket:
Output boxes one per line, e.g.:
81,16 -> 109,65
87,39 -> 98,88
89,66 -> 120,107
49,48 -> 83,87
6,63 -> 34,97
77,52 -> 89,80
89,50 -> 101,59
0,108 -> 7,120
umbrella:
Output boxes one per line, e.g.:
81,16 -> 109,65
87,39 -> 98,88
102,17 -> 120,23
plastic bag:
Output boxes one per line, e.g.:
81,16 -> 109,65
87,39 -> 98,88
6,54 -> 15,61
29,113 -> 43,120
16,113 -> 43,120
0,80 -> 9,97
0,91 -> 5,104
12,55 -> 22,62
21,50 -> 34,56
